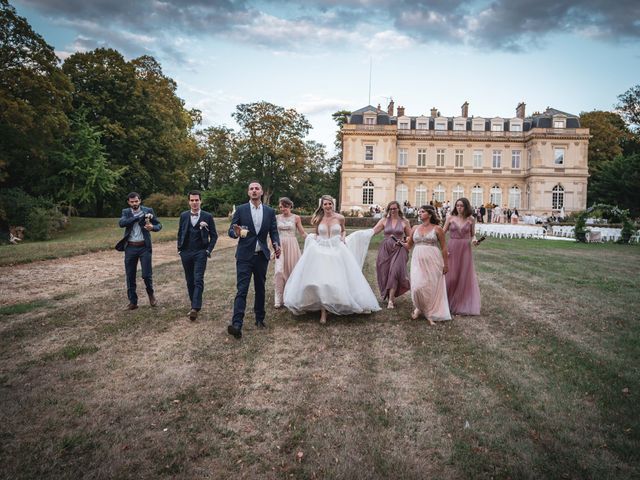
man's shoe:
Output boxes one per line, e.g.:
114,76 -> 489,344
227,325 -> 242,339
256,321 -> 266,329
148,294 -> 158,307
127,303 -> 138,310
188,309 -> 198,321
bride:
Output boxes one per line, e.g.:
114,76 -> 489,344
283,195 -> 381,324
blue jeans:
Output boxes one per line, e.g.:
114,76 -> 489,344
124,245 -> 153,305
180,249 -> 208,310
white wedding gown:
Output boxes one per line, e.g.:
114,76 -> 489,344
283,224 -> 381,315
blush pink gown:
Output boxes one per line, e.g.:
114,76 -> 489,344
274,216 -> 302,307
410,229 -> 451,322
446,221 -> 481,315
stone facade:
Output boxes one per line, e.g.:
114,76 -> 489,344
339,102 -> 589,216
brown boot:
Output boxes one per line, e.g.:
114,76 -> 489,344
148,294 -> 158,307
188,309 -> 198,321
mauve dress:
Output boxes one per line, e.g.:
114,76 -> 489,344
410,229 -> 451,322
446,221 -> 481,315
376,220 -> 410,300
274,216 -> 301,306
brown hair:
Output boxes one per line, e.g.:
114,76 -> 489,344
451,197 -> 473,218
385,200 -> 404,218
419,205 -> 440,225
279,197 -> 293,208
312,195 -> 334,225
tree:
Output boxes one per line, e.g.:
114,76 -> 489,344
588,153 -> 640,216
233,101 -> 311,205
57,110 -> 125,215
617,84 -> 640,133
580,110 -> 632,176
192,126 -> 237,190
0,0 -> 72,194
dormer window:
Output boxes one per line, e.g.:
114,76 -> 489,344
365,117 -> 375,125
509,118 -> 523,132
553,120 -> 565,128
472,118 -> 485,131
399,121 -> 410,130
417,121 -> 428,130
435,120 -> 447,130
454,122 -> 465,131
491,118 -> 504,132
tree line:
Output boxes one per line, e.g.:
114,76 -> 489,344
0,0 -> 339,239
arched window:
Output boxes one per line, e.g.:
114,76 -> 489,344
552,184 -> 564,209
396,184 -> 408,205
471,185 -> 483,207
509,186 -> 521,208
490,185 -> 502,206
452,184 -> 464,203
362,180 -> 374,205
434,183 -> 445,203
415,184 -> 427,206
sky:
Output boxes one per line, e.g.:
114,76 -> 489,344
12,0 -> 640,154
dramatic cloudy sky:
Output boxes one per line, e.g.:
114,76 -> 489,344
13,0 -> 640,151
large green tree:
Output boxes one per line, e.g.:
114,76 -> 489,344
192,125 -> 237,190
617,84 -> 640,133
0,0 -> 72,193
588,153 -> 640,216
233,101 -> 311,205
57,110 -> 125,215
580,110 -> 632,176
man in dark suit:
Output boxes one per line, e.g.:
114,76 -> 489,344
117,192 -> 162,310
177,191 -> 218,321
227,181 -> 280,339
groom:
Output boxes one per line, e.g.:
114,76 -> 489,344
227,181 -> 280,339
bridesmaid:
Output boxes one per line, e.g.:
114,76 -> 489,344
274,197 -> 307,308
443,197 -> 481,315
372,200 -> 412,309
405,205 -> 451,325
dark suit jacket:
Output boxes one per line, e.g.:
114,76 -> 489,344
116,206 -> 162,251
177,210 -> 218,255
228,203 -> 280,261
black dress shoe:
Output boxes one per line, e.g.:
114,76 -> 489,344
256,321 -> 266,329
227,325 -> 242,339
188,309 -> 198,321
127,303 -> 138,310
148,294 -> 158,307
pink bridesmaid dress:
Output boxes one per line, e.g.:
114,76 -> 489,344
446,221 -> 481,315
410,229 -> 451,322
274,216 -> 301,307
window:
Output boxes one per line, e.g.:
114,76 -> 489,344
527,150 -> 532,168
415,185 -> 427,206
473,150 -> 483,168
509,186 -> 521,208
398,148 -> 408,167
435,121 -> 447,131
434,183 -> 445,202
511,150 -> 521,169
552,185 -> 564,209
365,145 -> 374,161
492,150 -> 502,168
490,185 -> 502,206
554,120 -> 564,128
452,184 -> 464,202
510,123 -> 522,132
436,149 -> 445,167
454,122 -> 465,131
417,121 -> 428,130
399,121 -> 409,130
554,148 -> 565,165
471,185 -> 483,207
364,116 -> 375,125
455,149 -> 464,168
362,180 -> 374,204
417,149 -> 427,167
396,184 -> 408,205
491,123 -> 503,132
472,120 -> 485,131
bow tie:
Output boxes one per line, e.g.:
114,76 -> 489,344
191,213 -> 199,217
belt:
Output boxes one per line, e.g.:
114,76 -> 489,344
127,241 -> 145,247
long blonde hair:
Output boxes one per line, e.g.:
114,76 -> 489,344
312,195 -> 335,225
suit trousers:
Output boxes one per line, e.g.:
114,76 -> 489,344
180,249 -> 208,310
232,253 -> 269,329
124,245 -> 153,305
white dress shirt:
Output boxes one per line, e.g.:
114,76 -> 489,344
190,210 -> 200,227
251,203 -> 263,252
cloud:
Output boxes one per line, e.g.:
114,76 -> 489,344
295,95 -> 353,116
17,0 -> 640,57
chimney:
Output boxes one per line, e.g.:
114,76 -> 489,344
397,106 -> 405,117
387,99 -> 395,116
461,101 -> 469,118
516,102 -> 526,119
430,107 -> 438,118
377,103 -> 381,111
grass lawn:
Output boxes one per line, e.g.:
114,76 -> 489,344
0,217 -> 231,266
0,234 -> 638,479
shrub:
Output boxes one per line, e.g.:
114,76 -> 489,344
145,193 -> 185,217
25,206 -> 65,241
0,188 -> 55,226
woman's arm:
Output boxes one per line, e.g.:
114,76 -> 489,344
339,215 -> 346,242
436,226 -> 449,274
405,226 -> 416,250
442,216 -> 451,234
372,218 -> 385,235
470,218 -> 478,245
295,215 -> 307,238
